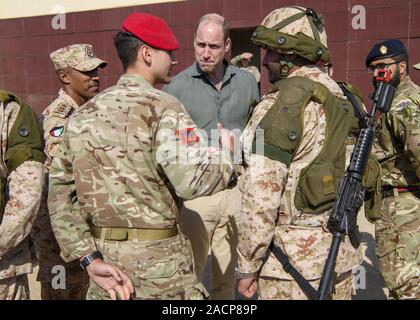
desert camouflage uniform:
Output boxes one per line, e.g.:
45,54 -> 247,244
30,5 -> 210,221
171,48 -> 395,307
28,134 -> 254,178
372,76 -> 420,299
231,53 -> 261,83
0,90 -> 44,300
48,74 -> 235,300
238,65 -> 363,300
31,89 -> 89,300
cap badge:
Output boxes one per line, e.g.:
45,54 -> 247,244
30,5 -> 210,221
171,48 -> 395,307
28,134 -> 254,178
85,46 -> 95,58
379,45 -> 388,55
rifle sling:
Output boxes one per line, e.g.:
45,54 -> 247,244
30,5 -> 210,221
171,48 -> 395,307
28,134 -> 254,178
338,82 -> 367,128
269,242 -> 319,300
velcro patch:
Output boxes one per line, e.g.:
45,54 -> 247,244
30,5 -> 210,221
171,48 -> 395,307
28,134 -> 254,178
50,126 -> 64,137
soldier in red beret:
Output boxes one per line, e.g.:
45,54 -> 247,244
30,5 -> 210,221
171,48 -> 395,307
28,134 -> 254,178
47,12 -> 238,300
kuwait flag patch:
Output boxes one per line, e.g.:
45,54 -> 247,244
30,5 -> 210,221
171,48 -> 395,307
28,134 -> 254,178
50,126 -> 64,137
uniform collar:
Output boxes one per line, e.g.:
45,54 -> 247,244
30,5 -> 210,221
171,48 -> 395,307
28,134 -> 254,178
42,88 -> 80,118
58,89 -> 80,111
191,60 -> 236,84
288,64 -> 324,78
117,73 -> 154,89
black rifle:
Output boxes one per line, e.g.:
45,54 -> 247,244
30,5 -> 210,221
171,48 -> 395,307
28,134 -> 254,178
317,68 -> 395,299
270,69 -> 395,300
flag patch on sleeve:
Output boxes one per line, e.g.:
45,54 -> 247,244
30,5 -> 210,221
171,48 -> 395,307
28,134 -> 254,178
50,126 -> 64,137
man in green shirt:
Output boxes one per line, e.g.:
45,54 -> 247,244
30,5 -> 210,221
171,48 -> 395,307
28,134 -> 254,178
163,13 -> 259,299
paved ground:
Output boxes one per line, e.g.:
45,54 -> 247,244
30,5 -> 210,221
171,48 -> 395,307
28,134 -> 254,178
28,210 -> 387,300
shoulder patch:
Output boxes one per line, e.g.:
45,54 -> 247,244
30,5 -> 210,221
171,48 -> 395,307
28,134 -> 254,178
396,101 -> 411,111
50,126 -> 64,137
176,127 -> 200,144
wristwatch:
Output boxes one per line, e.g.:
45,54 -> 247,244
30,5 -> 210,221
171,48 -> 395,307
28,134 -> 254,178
235,266 -> 258,280
80,251 -> 103,270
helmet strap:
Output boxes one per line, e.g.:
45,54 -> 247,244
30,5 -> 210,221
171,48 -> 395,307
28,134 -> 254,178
279,59 -> 295,80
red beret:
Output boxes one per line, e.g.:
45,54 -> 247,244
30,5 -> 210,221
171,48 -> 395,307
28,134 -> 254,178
121,13 -> 180,51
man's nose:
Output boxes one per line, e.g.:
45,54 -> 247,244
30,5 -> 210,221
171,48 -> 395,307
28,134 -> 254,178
203,46 -> 211,58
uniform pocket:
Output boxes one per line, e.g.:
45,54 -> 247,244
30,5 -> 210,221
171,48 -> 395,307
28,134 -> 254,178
132,236 -> 196,299
136,258 -> 178,279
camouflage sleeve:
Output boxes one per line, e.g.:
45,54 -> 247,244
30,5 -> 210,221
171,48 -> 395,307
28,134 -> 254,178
0,161 -> 43,258
388,99 -> 420,179
48,132 -> 96,262
251,75 -> 260,110
402,114 -> 420,179
231,54 -> 243,67
155,102 -> 235,200
237,153 -> 289,274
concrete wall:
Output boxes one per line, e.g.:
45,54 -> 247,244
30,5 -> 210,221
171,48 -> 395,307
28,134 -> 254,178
0,0 -> 419,115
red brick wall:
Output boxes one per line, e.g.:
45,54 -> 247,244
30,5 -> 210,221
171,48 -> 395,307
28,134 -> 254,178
0,0 -> 419,115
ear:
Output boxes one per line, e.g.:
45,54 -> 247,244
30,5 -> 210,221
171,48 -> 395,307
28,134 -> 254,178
399,61 -> 408,75
57,69 -> 70,85
139,45 -> 153,66
225,37 -> 231,53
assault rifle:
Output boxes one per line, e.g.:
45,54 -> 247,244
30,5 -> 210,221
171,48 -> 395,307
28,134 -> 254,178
317,68 -> 395,299
270,68 -> 395,300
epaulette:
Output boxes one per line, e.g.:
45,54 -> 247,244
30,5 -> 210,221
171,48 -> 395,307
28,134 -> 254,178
47,98 -> 74,119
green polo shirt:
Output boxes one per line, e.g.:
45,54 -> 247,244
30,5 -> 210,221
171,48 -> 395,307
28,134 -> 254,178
163,61 -> 260,145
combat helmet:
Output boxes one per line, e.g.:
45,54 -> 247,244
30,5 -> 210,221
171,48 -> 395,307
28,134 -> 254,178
252,6 -> 330,64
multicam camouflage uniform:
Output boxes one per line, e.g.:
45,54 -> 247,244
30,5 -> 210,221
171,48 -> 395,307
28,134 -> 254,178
238,65 -> 362,300
48,74 -> 235,300
371,76 -> 420,299
0,90 -> 44,300
231,53 -> 261,83
30,89 -> 89,300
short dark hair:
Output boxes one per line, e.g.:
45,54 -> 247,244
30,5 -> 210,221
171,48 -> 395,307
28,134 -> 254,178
113,31 -> 145,71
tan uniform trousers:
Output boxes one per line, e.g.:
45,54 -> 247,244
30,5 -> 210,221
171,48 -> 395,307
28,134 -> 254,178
86,229 -> 204,300
376,189 -> 420,299
258,271 -> 354,300
0,275 -> 29,300
31,200 -> 89,300
180,186 -> 242,300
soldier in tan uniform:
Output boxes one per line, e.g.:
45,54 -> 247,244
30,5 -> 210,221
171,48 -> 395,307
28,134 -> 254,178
48,13 -> 237,300
236,7 -> 363,300
0,90 -> 44,299
231,52 -> 261,83
365,39 -> 420,299
31,44 -> 107,299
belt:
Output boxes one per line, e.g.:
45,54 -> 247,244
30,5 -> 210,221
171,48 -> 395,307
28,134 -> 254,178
91,226 -> 178,241
381,186 -> 420,199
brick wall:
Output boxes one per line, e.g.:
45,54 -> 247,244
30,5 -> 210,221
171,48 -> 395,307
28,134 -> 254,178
0,0 -> 419,115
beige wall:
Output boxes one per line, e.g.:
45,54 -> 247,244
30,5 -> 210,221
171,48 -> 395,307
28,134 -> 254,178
0,0 -> 184,19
